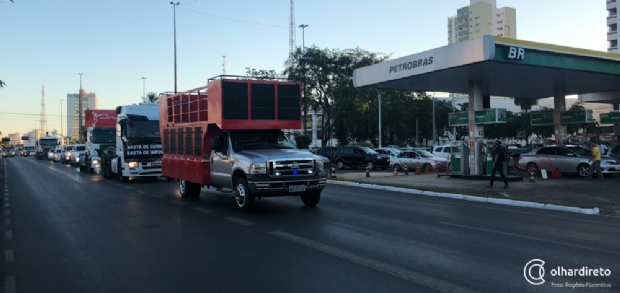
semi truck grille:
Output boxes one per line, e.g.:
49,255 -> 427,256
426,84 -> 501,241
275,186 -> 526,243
268,159 -> 315,177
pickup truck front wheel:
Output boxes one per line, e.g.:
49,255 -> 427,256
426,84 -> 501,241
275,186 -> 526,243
235,178 -> 255,212
301,192 -> 321,207
180,180 -> 201,198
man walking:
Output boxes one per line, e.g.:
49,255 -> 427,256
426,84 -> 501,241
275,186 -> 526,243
488,140 -> 509,188
588,139 -> 603,181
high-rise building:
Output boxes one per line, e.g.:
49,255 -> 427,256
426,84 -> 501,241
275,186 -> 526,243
66,87 -> 98,140
448,0 -> 516,44
8,133 -> 21,146
608,0 -> 618,53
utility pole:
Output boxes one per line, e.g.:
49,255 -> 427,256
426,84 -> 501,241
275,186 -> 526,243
432,95 -> 436,146
416,119 -> 419,147
142,77 -> 147,102
299,24 -> 308,53
171,2 -> 180,93
78,73 -> 83,142
376,89 -> 382,148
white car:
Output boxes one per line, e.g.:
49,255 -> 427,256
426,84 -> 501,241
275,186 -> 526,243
431,145 -> 452,159
52,148 -> 63,162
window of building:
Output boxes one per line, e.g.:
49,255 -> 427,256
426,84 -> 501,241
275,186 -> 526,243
610,23 -> 617,32
610,40 -> 618,48
475,16 -> 479,20
498,27 -> 503,30
609,8 -> 617,17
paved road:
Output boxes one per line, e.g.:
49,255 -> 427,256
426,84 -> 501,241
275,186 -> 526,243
2,157 -> 619,293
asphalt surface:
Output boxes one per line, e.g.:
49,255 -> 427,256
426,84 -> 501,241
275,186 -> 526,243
2,157 -> 620,293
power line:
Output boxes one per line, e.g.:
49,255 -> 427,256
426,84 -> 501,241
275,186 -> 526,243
178,6 -> 287,28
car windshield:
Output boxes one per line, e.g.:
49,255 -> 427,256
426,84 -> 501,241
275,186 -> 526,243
567,147 -> 591,156
5,147 -> 15,152
231,130 -> 295,152
127,121 -> 159,138
361,147 -> 378,155
417,150 -> 435,158
92,129 -> 116,143
76,146 -> 86,151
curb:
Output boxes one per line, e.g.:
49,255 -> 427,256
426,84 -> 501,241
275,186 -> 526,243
327,180 -> 599,215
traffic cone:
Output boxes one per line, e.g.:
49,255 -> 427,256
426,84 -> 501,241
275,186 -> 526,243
416,161 -> 421,174
366,166 -> 370,178
404,163 -> 409,175
529,171 -> 536,182
393,166 -> 398,176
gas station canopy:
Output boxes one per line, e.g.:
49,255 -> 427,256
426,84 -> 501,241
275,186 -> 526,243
352,35 -> 620,99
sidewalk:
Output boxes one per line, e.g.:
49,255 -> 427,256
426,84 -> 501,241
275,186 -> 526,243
330,171 -> 620,217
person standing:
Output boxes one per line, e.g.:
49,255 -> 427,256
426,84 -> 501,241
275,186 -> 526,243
599,142 -> 608,156
588,139 -> 603,181
488,140 -> 509,188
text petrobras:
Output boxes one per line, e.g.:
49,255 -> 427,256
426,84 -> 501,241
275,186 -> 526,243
389,57 -> 434,74
524,259 -> 612,286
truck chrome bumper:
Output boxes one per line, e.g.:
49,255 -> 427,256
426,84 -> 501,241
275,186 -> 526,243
247,174 -> 327,196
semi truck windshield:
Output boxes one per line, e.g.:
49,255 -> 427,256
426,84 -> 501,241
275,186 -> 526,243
92,129 -> 115,143
39,139 -> 57,146
127,121 -> 159,138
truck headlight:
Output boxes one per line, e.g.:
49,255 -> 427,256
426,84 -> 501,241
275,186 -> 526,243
128,162 -> 138,169
315,160 -> 324,172
92,159 -> 99,164
250,163 -> 266,174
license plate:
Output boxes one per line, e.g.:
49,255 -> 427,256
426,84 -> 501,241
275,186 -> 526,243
152,162 -> 161,167
289,185 -> 306,193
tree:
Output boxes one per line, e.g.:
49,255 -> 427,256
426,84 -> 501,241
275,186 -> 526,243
513,98 -> 537,112
245,67 -> 281,79
143,92 -> 159,103
0,80 -> 5,88
284,46 -> 391,147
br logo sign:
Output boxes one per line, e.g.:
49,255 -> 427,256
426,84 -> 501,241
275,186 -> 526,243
507,46 -> 525,60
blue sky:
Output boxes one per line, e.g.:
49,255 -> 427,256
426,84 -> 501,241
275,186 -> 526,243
0,0 -> 609,136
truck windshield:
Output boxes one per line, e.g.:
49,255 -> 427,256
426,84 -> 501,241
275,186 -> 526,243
92,129 -> 115,143
25,147 -> 35,151
231,130 -> 295,152
39,139 -> 58,146
127,121 -> 159,138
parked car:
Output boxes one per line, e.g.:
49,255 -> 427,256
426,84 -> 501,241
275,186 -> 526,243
518,145 -> 620,178
431,145 -> 452,159
333,146 -> 390,170
308,149 -> 331,169
411,149 -> 450,172
315,147 -> 339,162
609,144 -> 620,161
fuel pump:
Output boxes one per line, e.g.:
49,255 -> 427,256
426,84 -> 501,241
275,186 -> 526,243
450,140 -> 470,175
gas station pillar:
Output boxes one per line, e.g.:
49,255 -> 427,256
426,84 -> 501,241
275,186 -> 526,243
553,88 -> 567,146
468,80 -> 484,175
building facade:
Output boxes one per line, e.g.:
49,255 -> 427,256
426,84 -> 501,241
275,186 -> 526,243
608,0 -> 618,53
8,133 -> 21,146
448,0 -> 516,44
66,87 -> 98,140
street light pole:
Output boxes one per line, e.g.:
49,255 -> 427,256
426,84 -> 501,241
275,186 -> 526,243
142,77 -> 147,102
376,89 -> 382,148
60,99 -> 63,143
432,96 -> 436,145
299,24 -> 308,53
78,73 -> 83,142
171,2 -> 180,93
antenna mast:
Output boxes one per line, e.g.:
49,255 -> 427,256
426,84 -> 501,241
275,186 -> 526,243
289,0 -> 296,56
39,83 -> 48,134
222,55 -> 226,75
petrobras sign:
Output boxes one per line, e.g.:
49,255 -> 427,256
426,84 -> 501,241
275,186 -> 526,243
389,57 -> 434,74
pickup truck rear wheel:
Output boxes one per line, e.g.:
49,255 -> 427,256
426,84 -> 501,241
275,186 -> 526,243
301,192 -> 321,207
179,180 -> 201,198
234,178 -> 255,212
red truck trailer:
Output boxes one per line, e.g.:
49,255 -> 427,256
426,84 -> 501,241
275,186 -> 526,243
160,75 -> 327,211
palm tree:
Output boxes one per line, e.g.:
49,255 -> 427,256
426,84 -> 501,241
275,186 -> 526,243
0,80 -> 5,88
143,92 -> 158,103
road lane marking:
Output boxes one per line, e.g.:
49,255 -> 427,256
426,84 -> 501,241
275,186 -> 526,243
193,207 -> 214,214
149,194 -> 163,198
5,231 -> 11,241
125,186 -> 134,190
4,197 -> 8,202
136,190 -> 147,194
169,201 -> 186,205
439,222 -> 620,256
269,230 -> 477,293
4,203 -> 8,208
5,249 -> 13,262
225,217 -> 255,226
4,210 -> 9,216
3,193 -> 8,197
5,219 -> 10,226
5,276 -> 15,293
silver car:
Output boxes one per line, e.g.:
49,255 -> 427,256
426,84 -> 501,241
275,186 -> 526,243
518,145 -> 620,177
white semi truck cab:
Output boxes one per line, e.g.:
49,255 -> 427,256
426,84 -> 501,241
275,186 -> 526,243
101,103 -> 163,182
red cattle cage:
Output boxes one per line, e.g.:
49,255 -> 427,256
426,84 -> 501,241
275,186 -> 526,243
159,75 -> 302,185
